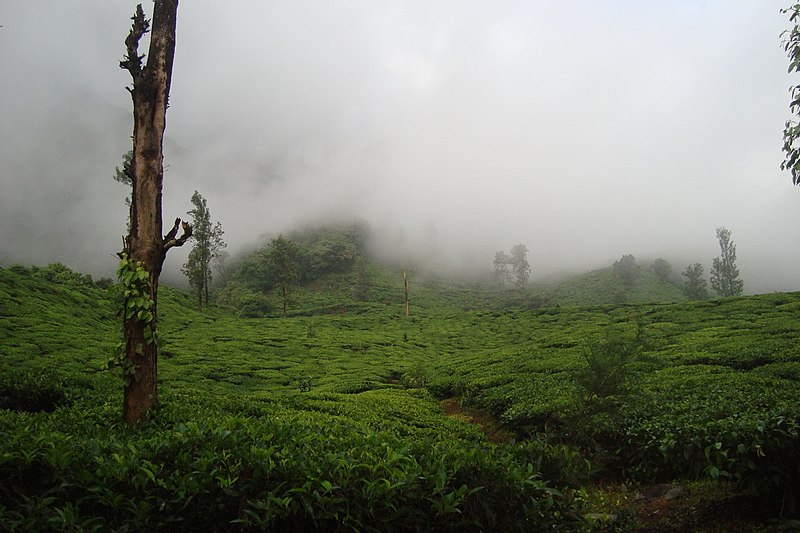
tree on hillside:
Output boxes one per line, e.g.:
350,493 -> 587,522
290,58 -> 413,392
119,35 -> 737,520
682,263 -> 709,300
710,227 -> 743,297
117,1 -> 190,426
266,235 -> 299,317
493,251 -> 512,286
782,5 -> 800,184
613,254 -> 639,288
182,191 -> 226,308
509,244 -> 531,288
652,258 -> 672,283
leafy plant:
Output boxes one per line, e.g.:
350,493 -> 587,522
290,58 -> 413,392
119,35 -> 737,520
575,324 -> 648,403
107,254 -> 157,385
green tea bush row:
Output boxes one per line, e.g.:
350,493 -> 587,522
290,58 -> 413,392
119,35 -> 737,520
0,398 -> 586,532
592,366 -> 800,499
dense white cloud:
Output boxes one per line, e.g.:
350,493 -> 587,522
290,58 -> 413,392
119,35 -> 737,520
0,1 -> 798,291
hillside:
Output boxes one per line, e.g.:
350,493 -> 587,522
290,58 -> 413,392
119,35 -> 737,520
547,267 -> 686,307
216,225 -> 687,315
2,263 -> 800,530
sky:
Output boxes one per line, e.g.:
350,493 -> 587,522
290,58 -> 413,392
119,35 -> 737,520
1,1 -> 799,292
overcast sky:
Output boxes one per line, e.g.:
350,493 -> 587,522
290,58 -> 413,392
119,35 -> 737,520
1,1 -> 799,291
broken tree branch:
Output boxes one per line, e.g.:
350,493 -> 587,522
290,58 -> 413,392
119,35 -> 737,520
163,217 -> 192,253
119,4 -> 149,81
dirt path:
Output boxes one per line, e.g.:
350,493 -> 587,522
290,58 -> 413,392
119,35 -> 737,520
439,399 -> 780,531
439,397 -> 514,444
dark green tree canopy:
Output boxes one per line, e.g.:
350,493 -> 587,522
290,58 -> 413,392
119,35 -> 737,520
682,262 -> 709,300
652,258 -> 672,283
613,254 -> 639,288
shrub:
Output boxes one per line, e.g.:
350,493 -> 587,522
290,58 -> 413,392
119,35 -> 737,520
0,399 -> 588,531
0,368 -> 69,413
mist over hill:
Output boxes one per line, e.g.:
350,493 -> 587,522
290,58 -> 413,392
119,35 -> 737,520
2,2 -> 799,294
196,224 -> 691,315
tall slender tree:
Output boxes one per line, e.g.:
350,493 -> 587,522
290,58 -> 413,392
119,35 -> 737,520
118,1 -> 191,426
266,235 -> 299,317
509,244 -> 531,288
710,227 -> 744,297
182,191 -> 226,308
493,251 -> 512,287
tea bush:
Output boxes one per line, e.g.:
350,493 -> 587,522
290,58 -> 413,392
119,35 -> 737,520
4,264 -> 800,526
0,394 -> 586,531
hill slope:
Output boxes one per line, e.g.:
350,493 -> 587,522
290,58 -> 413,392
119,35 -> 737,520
546,267 -> 685,306
218,225 -> 688,315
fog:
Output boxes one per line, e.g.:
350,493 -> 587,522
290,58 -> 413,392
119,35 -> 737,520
2,1 -> 799,292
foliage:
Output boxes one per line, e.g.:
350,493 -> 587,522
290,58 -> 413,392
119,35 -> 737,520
492,245 -> 531,289
682,262 -> 709,300
113,150 -> 133,231
0,401 -> 584,531
215,280 -> 273,317
265,235 -> 300,317
294,226 -> 361,280
782,4 -> 800,185
548,267 -> 684,307
612,254 -> 639,289
182,190 -> 226,308
509,244 -> 531,289
110,254 -> 156,385
113,149 -> 133,186
652,258 -> 672,283
710,227 -> 743,297
4,262 -> 800,526
493,251 -> 512,287
229,224 -> 362,291
12,263 -> 96,287
0,367 -> 70,413
575,325 -> 650,404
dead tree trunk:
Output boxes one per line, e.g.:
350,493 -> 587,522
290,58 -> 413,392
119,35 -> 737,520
119,1 -> 190,426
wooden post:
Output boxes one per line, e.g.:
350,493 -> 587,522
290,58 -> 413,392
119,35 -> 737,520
403,269 -> 410,317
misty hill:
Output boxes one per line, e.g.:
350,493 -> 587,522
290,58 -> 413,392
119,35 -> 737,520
215,224 -> 688,315
546,266 -> 686,307
216,223 -> 511,316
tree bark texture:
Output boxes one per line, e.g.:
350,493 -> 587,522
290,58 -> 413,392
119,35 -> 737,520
120,1 -> 190,426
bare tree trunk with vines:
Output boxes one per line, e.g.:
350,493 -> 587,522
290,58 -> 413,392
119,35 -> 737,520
119,1 -> 191,426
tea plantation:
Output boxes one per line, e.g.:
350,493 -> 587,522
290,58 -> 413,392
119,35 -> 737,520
1,262 -> 799,531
